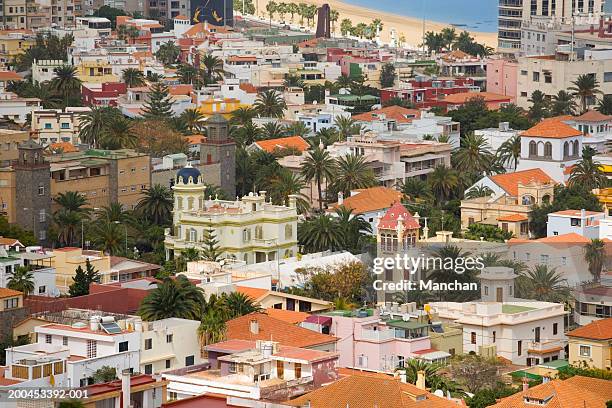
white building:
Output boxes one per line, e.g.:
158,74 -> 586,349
31,107 -> 90,146
32,60 -> 66,84
164,165 -> 299,264
474,122 -> 520,157
429,267 -> 567,366
546,209 -> 605,239
0,93 -> 42,124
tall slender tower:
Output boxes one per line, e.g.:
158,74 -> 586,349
200,114 -> 236,198
14,140 -> 51,244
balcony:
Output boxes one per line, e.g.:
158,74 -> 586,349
359,328 -> 395,342
527,339 -> 564,354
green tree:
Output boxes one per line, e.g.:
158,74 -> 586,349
122,68 -> 146,88
198,308 -> 227,349
100,116 -> 136,150
200,54 -> 225,84
399,178 -> 430,202
340,19 -> 352,36
155,41 -> 180,65
569,74 -> 602,113
329,154 -> 377,199
261,121 -> 287,139
569,155 -> 607,190
334,116 -> 361,141
135,184 -> 174,225
379,63 -> 395,88
464,223 -> 513,242
334,206 -> 372,253
92,366 -> 117,383
224,292 -> 261,319
427,165 -> 458,203
68,259 -> 100,297
516,264 -> 570,303
449,354 -> 501,393
584,238 -> 606,283
452,133 -> 495,175
597,94 -> 612,115
179,108 -> 204,133
139,276 -> 204,320
51,65 -> 82,107
254,90 -> 287,118
301,147 -> 335,210
551,90 -> 577,116
142,82 -> 173,120
298,214 -> 344,252
93,5 -> 125,28
78,106 -> 122,148
7,266 -> 34,297
497,134 -> 521,171
201,228 -> 222,261
528,90 -> 550,121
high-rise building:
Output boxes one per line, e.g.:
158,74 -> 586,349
498,0 -> 524,55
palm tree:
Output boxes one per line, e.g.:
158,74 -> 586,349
224,292 -> 261,318
334,116 -> 361,141
452,133 -> 495,175
54,191 -> 89,213
330,154 -> 377,198
464,185 -> 494,200
200,53 -> 225,84
301,148 -> 335,210
584,239 -> 606,283
569,74 -> 602,113
427,165 -> 458,202
91,219 -> 124,255
298,214 -> 344,252
398,359 -> 442,385
551,90 -> 577,116
528,90 -> 550,121
254,90 -> 287,118
286,121 -> 310,137
139,276 -> 204,321
497,134 -> 521,171
568,156 -> 607,189
78,106 -> 121,148
266,0 -> 277,26
399,178 -> 430,202
261,121 -> 287,139
340,19 -> 352,36
330,10 -> 339,34
122,68 -> 146,88
516,265 -> 570,303
230,106 -> 257,127
54,208 -> 83,247
441,27 -> 457,50
597,94 -> 612,115
51,65 -> 82,106
7,266 -> 35,297
155,41 -> 180,65
100,116 -> 136,150
136,184 -> 173,225
95,203 -> 131,223
269,170 -> 309,213
180,108 -> 204,133
232,122 -> 263,147
335,206 -> 372,252
198,308 -> 227,350
177,63 -> 199,85
284,74 -> 305,88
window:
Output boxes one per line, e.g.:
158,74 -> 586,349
553,323 -> 558,335
62,336 -> 68,346
45,334 -> 52,344
119,341 -> 128,352
144,364 -> 152,374
561,256 -> 567,266
3,297 -> 18,309
357,354 -> 368,367
145,338 -> 152,350
521,91 -> 528,97
38,186 -> 45,196
39,230 -> 46,241
39,209 -> 46,222
532,72 -> 540,82
185,355 -> 194,366
484,286 -> 489,296
397,355 -> 405,368
471,332 -> 476,344
285,224 -> 293,240
166,334 -> 173,343
493,331 -> 496,342
87,340 -> 97,358
521,70 -> 528,76
540,254 -> 549,264
38,285 -> 46,294
166,359 -> 171,369
571,218 -> 581,226
518,340 -> 522,356
295,362 -> 302,379
604,72 -> 612,82
61,122 -> 70,129
44,123 -> 52,129
579,345 -> 591,357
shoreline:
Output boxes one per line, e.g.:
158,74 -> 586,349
254,0 -> 498,48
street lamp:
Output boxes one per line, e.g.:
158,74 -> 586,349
114,221 -> 128,256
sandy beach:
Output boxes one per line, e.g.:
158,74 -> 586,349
254,0 -> 498,48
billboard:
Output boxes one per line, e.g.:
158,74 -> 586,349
191,0 -> 234,26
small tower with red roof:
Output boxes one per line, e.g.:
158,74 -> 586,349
376,202 -> 421,253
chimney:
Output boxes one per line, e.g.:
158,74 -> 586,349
416,370 -> 426,390
522,378 -> 529,392
121,369 -> 131,408
250,319 -> 259,335
581,208 -> 586,219
338,191 -> 344,205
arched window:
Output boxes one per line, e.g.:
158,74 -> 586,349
544,142 -> 552,158
537,141 -> 544,156
542,194 -> 551,204
187,197 -> 194,210
243,253 -> 249,263
563,141 -> 569,158
573,140 -> 579,156
521,195 -> 535,205
529,141 -> 537,157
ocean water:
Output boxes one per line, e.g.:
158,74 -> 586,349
341,0 -> 498,32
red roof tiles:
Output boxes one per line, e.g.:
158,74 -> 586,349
378,202 -> 420,230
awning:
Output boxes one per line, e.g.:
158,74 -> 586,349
305,315 -> 332,326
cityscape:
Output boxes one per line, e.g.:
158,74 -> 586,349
0,0 -> 609,407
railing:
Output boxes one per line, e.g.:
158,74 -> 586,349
11,360 -> 65,380
359,328 -> 395,342
527,339 -> 563,352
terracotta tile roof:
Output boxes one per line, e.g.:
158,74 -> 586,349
489,168 -> 554,196
566,317 -> 612,340
49,142 -> 79,153
205,339 -> 255,353
185,135 -> 206,145
226,313 -> 338,348
228,55 -> 257,62
491,376 -> 612,407
273,345 -> 337,363
549,209 -> 602,217
0,288 -> 22,298
235,286 -> 268,301
0,236 -> 23,246
442,50 -> 471,60
535,233 -> 591,244
443,91 -> 510,104
497,213 -> 528,222
253,136 -> 309,153
238,82 -> 258,94
328,187 -> 403,214
0,71 -> 22,81
169,84 -> 193,95
378,202 -> 420,230
520,118 -> 583,138
574,110 -> 611,122
265,308 -> 310,324
285,374 -> 458,407
174,14 -> 189,20
353,106 -> 421,124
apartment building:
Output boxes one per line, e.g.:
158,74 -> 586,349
31,107 -> 90,146
379,77 -> 479,108
0,129 -> 29,164
0,30 -> 35,67
486,57 -> 518,99
0,92 -> 42,124
0,287 -> 27,340
516,48 -> 612,109
0,249 -> 57,296
573,273 -> 612,326
546,209 -> 605,238
566,318 -> 612,370
48,149 -> 151,211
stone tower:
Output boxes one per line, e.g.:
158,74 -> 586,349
200,114 -> 236,198
14,140 -> 51,244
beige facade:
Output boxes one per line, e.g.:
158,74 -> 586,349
2,0 -> 27,29
31,108 -> 89,146
0,129 -> 29,164
428,323 -> 463,357
49,247 -> 111,293
0,168 -> 16,222
567,338 -> 611,370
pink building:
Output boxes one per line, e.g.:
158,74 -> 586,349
303,310 -> 447,373
486,58 -> 518,101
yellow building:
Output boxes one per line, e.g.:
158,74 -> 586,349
76,60 -> 119,84
594,187 -> 612,216
196,98 -> 248,120
0,30 -> 35,67
566,318 -> 612,370
49,247 -> 112,293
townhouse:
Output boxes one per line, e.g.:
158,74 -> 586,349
566,318 -> 612,370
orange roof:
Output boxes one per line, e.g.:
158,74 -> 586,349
285,373 -> 457,408
520,117 -> 582,138
265,308 -> 310,324
489,168 -> 554,196
497,213 -> 528,222
0,288 -> 22,298
536,233 -> 591,244
491,376 -> 612,407
328,187 -> 403,214
353,105 -> 421,124
443,91 -> 510,104
0,236 -> 23,246
185,135 -> 206,145
549,209 -> 602,217
378,201 -> 420,230
49,142 -> 79,153
239,82 -> 258,94
0,71 -> 22,81
174,14 -> 189,20
253,136 -> 309,153
566,317 -> 612,340
226,313 -> 337,348
169,84 -> 193,95
235,286 -> 268,301
574,109 -> 611,122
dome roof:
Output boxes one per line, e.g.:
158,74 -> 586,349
176,165 -> 201,184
